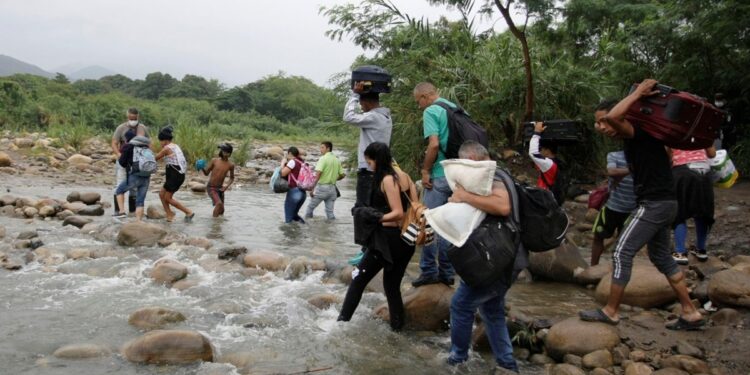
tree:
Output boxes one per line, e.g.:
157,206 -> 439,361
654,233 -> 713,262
164,74 -> 224,100
135,72 -> 178,100
53,73 -> 70,84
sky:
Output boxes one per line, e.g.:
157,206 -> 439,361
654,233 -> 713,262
0,0 -> 510,88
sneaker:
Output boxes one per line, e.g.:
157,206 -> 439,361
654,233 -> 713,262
439,277 -> 455,287
672,252 -> 689,265
113,212 -> 126,218
690,247 -> 708,261
412,275 -> 439,287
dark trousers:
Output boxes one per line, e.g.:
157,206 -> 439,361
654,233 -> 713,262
355,169 -> 374,207
338,228 -> 415,330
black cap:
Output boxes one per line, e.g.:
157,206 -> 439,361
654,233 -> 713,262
218,143 -> 233,153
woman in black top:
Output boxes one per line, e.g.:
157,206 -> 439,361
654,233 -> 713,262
338,142 -> 417,330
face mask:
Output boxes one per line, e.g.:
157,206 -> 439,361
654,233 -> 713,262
714,101 -> 725,108
128,120 -> 138,126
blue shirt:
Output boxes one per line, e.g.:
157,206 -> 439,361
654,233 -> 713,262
605,151 -> 637,213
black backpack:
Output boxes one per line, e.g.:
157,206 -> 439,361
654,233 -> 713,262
539,158 -> 569,206
433,102 -> 489,159
495,168 -> 569,252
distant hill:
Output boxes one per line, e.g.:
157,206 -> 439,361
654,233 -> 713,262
0,54 -> 54,78
68,65 -> 118,80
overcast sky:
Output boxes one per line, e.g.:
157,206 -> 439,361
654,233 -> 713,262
0,0 -> 510,87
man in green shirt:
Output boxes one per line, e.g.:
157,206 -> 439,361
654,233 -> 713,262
305,141 -> 345,220
412,82 -> 456,287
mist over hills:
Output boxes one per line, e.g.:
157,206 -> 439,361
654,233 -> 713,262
1,54 -> 117,80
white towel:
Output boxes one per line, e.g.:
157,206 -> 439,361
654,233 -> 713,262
441,159 -> 497,196
425,203 -> 486,247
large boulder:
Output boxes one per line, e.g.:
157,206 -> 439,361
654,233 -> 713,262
79,192 -> 101,205
53,344 -> 111,359
188,182 -> 206,193
77,204 -> 104,216
575,263 -> 612,285
121,330 -> 213,364
243,250 -> 289,271
659,355 -> 709,375
307,294 -> 340,310
544,317 -> 620,360
0,151 -> 12,167
595,264 -> 676,308
708,269 -> 750,308
67,154 -> 92,165
63,215 -> 93,229
146,204 -> 166,220
128,307 -> 186,330
728,255 -> 750,266
151,258 -> 188,285
528,243 -> 588,283
373,283 -> 454,331
117,222 -> 168,247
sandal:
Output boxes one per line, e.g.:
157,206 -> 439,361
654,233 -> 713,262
184,213 -> 195,223
666,317 -> 705,331
579,308 -> 620,325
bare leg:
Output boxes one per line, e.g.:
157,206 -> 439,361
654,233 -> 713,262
602,283 -> 625,322
213,202 -> 224,217
159,188 -> 175,221
166,192 -> 192,216
591,237 -> 605,266
667,271 -> 703,321
116,194 -> 126,214
135,207 -> 144,221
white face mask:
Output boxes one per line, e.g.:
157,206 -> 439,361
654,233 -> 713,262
128,120 -> 138,126
714,101 -> 725,108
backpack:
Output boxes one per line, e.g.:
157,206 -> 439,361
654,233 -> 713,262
291,160 -> 316,191
132,146 -> 157,177
539,159 -> 569,205
400,183 -> 434,246
495,168 -> 569,252
433,101 -> 489,159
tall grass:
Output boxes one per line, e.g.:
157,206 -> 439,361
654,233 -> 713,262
48,121 -> 96,151
233,138 -> 252,167
173,118 -> 219,165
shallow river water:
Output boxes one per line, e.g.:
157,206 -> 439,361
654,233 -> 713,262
0,176 -> 598,375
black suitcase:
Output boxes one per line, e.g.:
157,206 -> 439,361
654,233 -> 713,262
351,65 -> 392,93
523,120 -> 584,143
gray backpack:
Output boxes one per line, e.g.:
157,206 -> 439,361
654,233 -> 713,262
132,146 -> 157,177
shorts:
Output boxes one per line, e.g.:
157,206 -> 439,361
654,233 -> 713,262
163,165 -> 185,193
207,185 -> 225,206
593,206 -> 631,240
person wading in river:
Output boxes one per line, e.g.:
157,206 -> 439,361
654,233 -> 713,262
199,143 -> 235,218
111,107 -> 148,215
155,127 -> 194,222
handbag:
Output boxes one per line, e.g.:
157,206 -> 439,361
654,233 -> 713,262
587,184 -> 610,210
446,215 -> 519,288
270,167 -> 289,193
399,182 -> 434,246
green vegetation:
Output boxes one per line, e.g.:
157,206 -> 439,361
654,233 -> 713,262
0,72 -> 357,165
323,0 -> 750,177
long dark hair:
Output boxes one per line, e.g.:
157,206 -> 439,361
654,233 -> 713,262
364,142 -> 398,185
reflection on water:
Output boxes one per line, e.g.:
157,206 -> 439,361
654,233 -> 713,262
0,176 -> 596,375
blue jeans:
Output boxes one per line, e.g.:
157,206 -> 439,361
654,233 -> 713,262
115,173 -> 150,207
284,187 -> 307,223
674,218 -> 709,253
305,184 -> 337,220
419,176 -> 454,280
449,280 -> 517,372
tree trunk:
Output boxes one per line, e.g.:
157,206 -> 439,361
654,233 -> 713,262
494,0 -> 535,126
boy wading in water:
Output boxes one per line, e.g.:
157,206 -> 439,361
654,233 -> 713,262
580,79 -> 704,331
199,143 -> 235,217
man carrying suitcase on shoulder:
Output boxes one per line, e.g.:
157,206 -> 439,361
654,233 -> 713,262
579,79 -> 704,331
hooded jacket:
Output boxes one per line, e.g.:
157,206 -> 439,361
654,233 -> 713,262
118,136 -> 151,170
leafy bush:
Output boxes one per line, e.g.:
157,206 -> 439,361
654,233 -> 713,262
48,121 -> 96,151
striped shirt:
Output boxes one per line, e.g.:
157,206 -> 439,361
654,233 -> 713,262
606,151 -> 637,213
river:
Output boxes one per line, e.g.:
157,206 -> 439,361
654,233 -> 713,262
0,176 -> 598,375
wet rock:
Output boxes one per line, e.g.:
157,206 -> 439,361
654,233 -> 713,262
0,195 -> 17,206
528,243 -> 588,283
574,263 -> 612,285
307,294 -> 340,310
626,362 -> 654,375
63,215 -> 93,228
530,353 -> 555,365
728,255 -> 750,266
151,258 -> 188,285
217,246 -> 247,260
709,308 -> 740,326
674,340 -> 702,359
583,349 -> 613,369
117,222 -> 168,247
651,369 -> 689,375
23,207 -> 38,218
121,329 -> 213,364
284,256 -> 322,279
66,191 -> 81,203
659,355 -> 709,375
595,265 -> 676,308
63,201 -> 87,213
707,269 -> 750,307
563,354 -> 583,367
0,151 -> 12,167
17,230 -> 38,240
79,192 -> 101,205
545,317 -> 620,360
689,257 -> 730,279
128,306 -> 187,330
67,154 -> 92,165
157,232 -> 186,247
67,248 -> 91,260
550,363 -> 586,375
243,250 -> 289,271
53,343 -> 111,359
184,237 -> 212,249
77,204 -> 104,216
38,205 -> 56,217
612,345 -> 630,365
374,283 -> 453,331
188,181 -> 207,193
146,204 -> 166,220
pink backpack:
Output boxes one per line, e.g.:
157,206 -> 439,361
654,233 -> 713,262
291,161 -> 316,191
